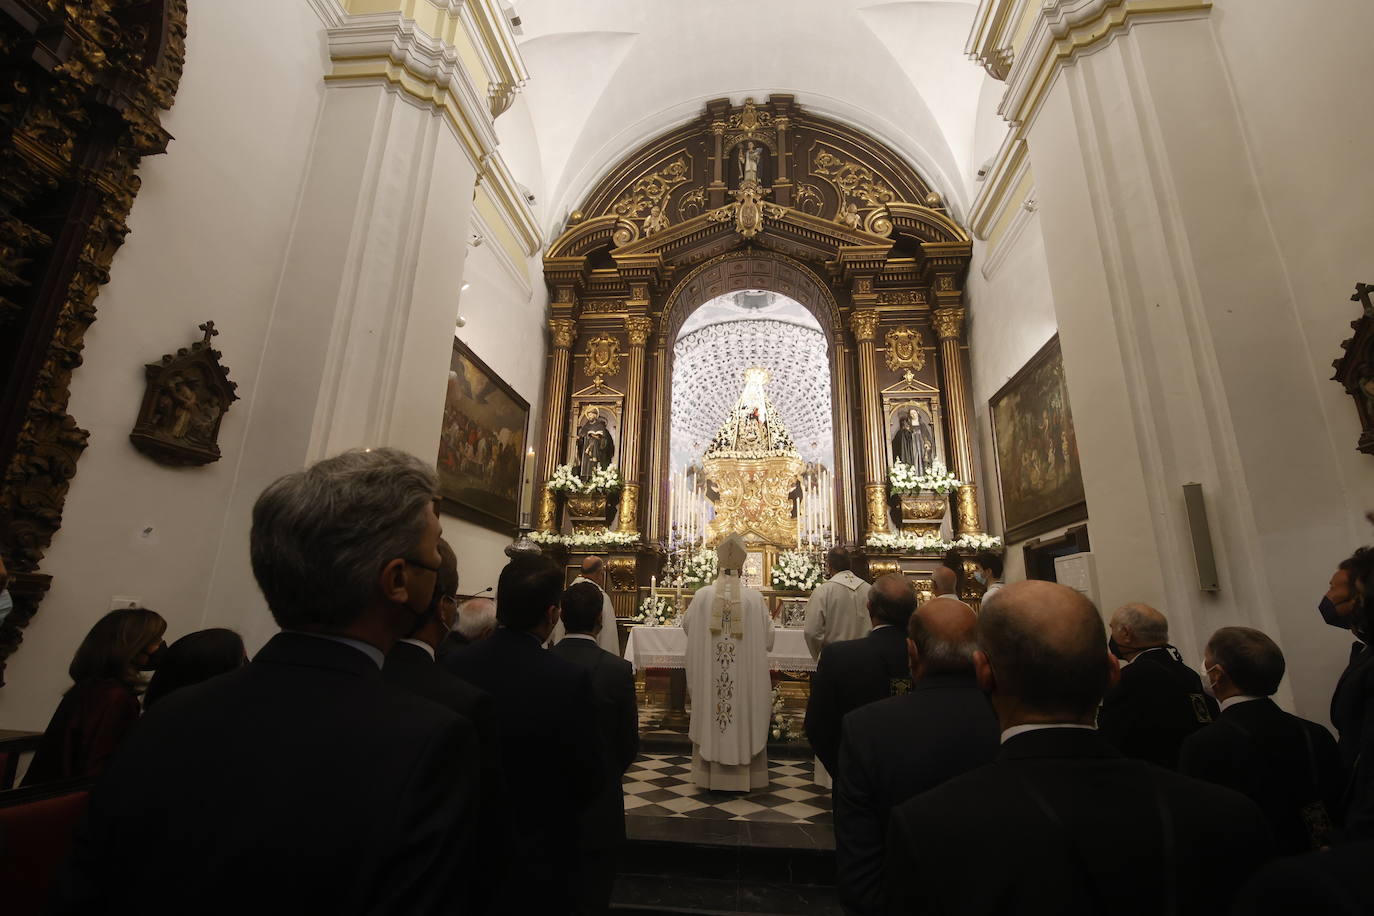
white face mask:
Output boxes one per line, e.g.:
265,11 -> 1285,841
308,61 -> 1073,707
1198,663 -> 1218,699
0,589 -> 11,627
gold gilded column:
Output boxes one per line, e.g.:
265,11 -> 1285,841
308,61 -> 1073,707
645,330 -> 671,541
932,306 -> 982,535
536,317 -> 576,532
615,315 -> 654,535
850,309 -> 889,538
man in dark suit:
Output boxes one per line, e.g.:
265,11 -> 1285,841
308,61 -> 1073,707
1179,626 -> 1343,855
835,597 -> 998,916
805,573 -> 916,780
444,555 -> 603,914
549,581 -> 639,914
1098,602 -> 1217,768
384,536 -> 506,911
54,448 -> 481,915
884,580 -> 1272,916
1324,548 -> 1374,838
1231,837 -> 1374,916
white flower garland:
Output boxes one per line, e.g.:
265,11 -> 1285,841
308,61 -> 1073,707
771,550 -> 824,592
546,463 -> 624,495
888,459 -> 963,496
864,532 -> 1004,554
528,530 -> 640,548
633,595 -> 677,627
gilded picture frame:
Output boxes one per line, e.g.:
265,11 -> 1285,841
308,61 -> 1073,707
989,335 -> 1088,543
436,338 -> 530,535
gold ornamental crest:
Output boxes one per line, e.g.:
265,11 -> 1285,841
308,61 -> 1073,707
884,326 -> 926,374
583,334 -> 621,379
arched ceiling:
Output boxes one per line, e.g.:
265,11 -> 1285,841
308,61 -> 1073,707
500,0 -> 997,239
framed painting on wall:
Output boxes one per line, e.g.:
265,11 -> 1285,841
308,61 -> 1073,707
990,335 -> 1088,543
436,337 -> 530,535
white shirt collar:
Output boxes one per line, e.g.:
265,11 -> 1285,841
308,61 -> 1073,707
398,638 -> 436,661
571,575 -> 606,593
560,633 -> 598,644
1220,695 -> 1265,712
1000,722 -> 1096,744
285,630 -> 385,669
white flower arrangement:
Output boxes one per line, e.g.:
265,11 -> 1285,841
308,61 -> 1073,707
528,530 -> 640,549
546,463 -> 623,495
633,594 -> 677,627
771,550 -> 824,592
864,532 -> 1004,554
888,459 -> 963,496
678,548 -> 718,590
770,687 -> 798,742
951,533 -> 1004,551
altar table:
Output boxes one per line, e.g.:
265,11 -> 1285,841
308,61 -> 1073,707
623,625 -> 816,673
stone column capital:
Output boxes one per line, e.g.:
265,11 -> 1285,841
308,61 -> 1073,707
548,318 -> 577,349
931,306 -> 966,341
625,315 -> 654,346
850,308 -> 880,342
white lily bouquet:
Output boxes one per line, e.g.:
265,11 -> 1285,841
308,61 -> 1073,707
633,594 -> 676,627
547,463 -> 623,495
678,548 -> 718,589
888,459 -> 963,496
771,550 -> 824,592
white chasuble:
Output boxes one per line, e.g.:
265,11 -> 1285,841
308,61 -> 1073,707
683,579 -> 774,766
802,571 -> 872,660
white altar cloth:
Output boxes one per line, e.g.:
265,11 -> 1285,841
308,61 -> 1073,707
624,625 -> 816,673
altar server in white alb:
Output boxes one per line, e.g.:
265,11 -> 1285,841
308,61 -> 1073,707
551,555 -> 620,655
802,546 -> 872,661
684,533 -> 775,790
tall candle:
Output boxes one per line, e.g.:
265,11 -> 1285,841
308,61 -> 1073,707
520,446 -> 536,527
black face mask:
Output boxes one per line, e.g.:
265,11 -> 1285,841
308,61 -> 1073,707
138,642 -> 166,672
1319,596 -> 1349,630
1108,637 -> 1127,660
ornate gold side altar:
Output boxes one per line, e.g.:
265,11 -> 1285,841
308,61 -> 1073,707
533,95 -> 987,598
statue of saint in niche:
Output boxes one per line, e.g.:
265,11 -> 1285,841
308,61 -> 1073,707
737,141 -> 762,184
891,407 -> 935,476
576,407 -> 615,478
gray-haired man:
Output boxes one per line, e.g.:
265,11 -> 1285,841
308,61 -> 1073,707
56,448 -> 481,915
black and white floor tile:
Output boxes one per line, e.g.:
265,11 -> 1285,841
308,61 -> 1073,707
623,752 -> 832,826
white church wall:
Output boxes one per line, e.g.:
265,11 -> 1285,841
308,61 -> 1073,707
1014,10 -> 1361,722
1212,0 -> 1374,525
0,0 -> 330,729
440,223 -> 549,598
965,204 -> 1062,586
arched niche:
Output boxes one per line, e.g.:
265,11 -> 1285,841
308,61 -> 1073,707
538,94 -> 976,563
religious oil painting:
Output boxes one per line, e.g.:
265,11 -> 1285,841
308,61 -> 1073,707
437,338 -> 529,534
990,335 -> 1087,543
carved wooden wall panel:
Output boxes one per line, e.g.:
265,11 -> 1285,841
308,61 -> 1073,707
0,0 -> 187,685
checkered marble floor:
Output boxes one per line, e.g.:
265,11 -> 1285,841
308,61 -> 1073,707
623,753 -> 833,826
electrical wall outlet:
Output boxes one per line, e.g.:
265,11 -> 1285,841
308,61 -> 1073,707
109,596 -> 142,610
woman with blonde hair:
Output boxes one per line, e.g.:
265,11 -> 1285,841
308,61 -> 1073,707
23,607 -> 167,784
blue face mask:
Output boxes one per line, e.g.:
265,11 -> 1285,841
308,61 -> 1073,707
0,589 -> 12,627
973,571 -> 988,587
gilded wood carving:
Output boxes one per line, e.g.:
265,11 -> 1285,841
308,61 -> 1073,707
129,322 -> 239,466
1332,282 -> 1374,455
0,0 -> 188,686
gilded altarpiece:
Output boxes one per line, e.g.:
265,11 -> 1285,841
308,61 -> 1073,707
538,96 -> 981,599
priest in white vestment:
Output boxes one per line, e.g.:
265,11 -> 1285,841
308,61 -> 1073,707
683,533 -> 775,790
550,555 -> 620,655
802,546 -> 872,661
